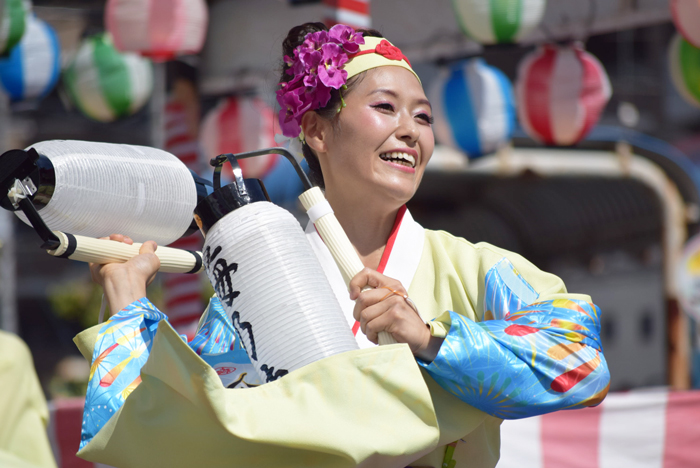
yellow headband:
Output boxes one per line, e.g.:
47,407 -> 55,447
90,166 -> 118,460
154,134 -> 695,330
345,37 -> 420,83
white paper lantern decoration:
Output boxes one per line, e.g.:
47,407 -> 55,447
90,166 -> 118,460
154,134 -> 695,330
671,0 -> 700,49
63,34 -> 153,122
452,0 -> 547,44
105,0 -> 208,61
0,0 -> 31,56
516,43 -> 611,146
0,15 -> 59,102
430,58 -> 515,158
669,33 -> 700,108
200,96 -> 278,179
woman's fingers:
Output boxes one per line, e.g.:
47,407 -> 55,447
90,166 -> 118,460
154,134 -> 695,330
349,268 -> 406,300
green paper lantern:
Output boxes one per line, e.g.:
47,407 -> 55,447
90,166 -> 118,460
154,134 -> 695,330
451,0 -> 547,44
0,0 -> 30,56
63,34 -> 153,122
669,33 -> 700,108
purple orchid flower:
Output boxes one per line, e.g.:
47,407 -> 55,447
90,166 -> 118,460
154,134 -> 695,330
318,43 -> 349,89
328,24 -> 365,54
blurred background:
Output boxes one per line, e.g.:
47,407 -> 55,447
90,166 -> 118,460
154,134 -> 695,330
2,0 -> 700,465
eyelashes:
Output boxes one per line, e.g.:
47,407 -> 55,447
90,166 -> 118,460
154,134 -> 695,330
371,103 -> 434,124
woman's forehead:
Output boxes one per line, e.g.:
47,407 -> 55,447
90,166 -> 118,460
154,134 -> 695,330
357,67 -> 428,103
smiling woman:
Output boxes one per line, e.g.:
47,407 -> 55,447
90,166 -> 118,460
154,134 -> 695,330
79,21 -> 610,468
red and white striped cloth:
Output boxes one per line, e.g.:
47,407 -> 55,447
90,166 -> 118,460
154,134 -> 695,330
48,398 -> 113,468
323,0 -> 371,29
498,388 -> 700,468
163,99 -> 203,339
46,389 -> 700,467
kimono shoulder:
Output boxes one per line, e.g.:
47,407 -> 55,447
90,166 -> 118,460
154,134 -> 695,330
409,229 -> 590,330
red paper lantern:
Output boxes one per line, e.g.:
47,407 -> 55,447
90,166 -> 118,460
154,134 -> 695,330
671,0 -> 700,49
516,43 -> 612,146
200,95 -> 278,179
105,0 -> 208,61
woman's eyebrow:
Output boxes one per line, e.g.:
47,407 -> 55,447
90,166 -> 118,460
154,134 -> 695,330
369,89 -> 432,109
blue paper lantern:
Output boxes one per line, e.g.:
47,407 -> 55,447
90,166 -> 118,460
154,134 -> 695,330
430,58 -> 516,158
0,15 -> 60,102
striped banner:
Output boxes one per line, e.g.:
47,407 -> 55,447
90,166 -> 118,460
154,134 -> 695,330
48,397 -> 115,468
163,96 -> 203,339
430,58 -> 515,158
49,389 -> 700,467
498,389 -> 700,468
515,43 -> 611,146
451,0 -> 547,44
323,0 -> 370,29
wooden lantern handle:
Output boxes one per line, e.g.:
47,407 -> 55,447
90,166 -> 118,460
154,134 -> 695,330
46,231 -> 203,274
299,187 -> 396,346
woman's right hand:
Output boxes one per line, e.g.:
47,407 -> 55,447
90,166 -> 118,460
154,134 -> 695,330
89,234 -> 160,315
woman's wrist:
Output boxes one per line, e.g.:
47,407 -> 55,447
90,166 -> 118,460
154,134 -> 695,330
103,270 -> 148,315
414,325 -> 444,363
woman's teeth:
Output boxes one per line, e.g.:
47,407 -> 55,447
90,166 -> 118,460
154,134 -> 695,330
379,152 -> 416,168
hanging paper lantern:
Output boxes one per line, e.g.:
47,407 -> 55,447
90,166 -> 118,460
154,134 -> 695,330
669,33 -> 700,108
0,15 -> 59,102
200,95 -> 278,179
515,43 -> 611,146
105,0 -> 208,61
0,0 -> 31,56
63,34 -> 153,122
451,0 -> 547,44
430,58 -> 515,158
671,0 -> 700,49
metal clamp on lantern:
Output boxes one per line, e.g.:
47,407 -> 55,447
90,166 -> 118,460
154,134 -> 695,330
0,140 -> 209,274
227,147 -> 397,346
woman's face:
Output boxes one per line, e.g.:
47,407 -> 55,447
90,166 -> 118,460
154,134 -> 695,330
317,66 -> 434,212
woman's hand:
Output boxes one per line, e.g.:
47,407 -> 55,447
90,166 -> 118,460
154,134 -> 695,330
349,268 -> 442,362
89,234 -> 160,315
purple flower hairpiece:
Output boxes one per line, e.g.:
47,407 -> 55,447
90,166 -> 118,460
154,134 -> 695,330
277,24 -> 365,138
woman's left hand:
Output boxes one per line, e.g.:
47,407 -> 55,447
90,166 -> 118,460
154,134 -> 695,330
350,268 -> 442,361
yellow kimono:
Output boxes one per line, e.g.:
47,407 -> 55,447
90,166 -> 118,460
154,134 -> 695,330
0,331 -> 57,468
75,208 -> 609,467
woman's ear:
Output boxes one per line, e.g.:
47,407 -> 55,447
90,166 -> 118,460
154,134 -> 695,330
301,111 -> 329,155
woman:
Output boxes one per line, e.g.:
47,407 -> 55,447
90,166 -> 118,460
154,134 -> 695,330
79,23 -> 609,468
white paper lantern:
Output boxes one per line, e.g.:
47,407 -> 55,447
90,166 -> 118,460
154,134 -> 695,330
201,201 -> 359,383
452,0 -> 547,44
16,140 -> 196,245
63,34 -> 153,122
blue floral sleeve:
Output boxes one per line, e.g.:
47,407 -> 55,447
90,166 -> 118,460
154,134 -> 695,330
419,258 -> 610,419
80,296 -> 258,450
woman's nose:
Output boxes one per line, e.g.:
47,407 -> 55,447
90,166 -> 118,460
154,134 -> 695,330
397,112 -> 420,143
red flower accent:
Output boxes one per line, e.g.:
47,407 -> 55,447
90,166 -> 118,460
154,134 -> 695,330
375,39 -> 410,65
504,324 -> 540,336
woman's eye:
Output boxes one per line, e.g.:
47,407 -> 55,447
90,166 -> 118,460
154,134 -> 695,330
417,113 -> 434,125
372,103 -> 394,112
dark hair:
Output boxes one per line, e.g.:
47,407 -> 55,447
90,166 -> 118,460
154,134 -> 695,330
280,22 -> 383,189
